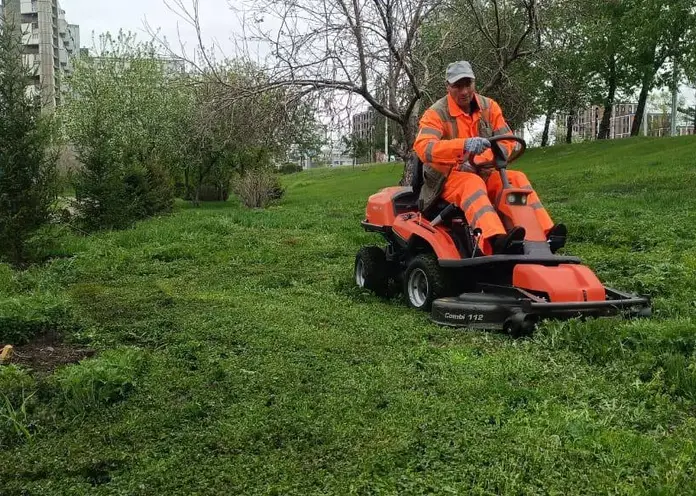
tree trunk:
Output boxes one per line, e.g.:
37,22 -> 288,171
184,168 -> 191,200
598,56 -> 617,140
11,236 -> 24,269
631,72 -> 652,136
398,117 -> 418,186
566,114 -> 574,144
541,110 -> 553,147
631,42 -> 661,137
194,166 -> 204,207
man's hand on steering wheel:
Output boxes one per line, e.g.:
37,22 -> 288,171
464,137 -> 491,155
462,134 -> 527,171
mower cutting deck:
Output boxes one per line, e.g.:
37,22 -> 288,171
355,135 -> 651,335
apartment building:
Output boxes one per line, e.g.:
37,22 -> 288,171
352,108 -> 376,142
0,0 -> 80,109
351,108 -> 393,163
556,103 -> 694,142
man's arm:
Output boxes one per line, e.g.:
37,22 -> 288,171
413,109 -> 466,166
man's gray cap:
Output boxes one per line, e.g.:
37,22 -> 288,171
446,61 -> 475,84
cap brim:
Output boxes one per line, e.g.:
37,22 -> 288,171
447,74 -> 475,84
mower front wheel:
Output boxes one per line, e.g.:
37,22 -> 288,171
403,254 -> 451,311
355,246 -> 390,297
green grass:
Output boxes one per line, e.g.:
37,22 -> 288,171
2,135 -> 696,494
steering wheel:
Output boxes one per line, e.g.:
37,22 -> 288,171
470,134 -> 527,170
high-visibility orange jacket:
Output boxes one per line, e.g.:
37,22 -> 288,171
414,93 -> 514,173
413,93 -> 515,212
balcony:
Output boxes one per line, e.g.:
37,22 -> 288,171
22,31 -> 40,46
20,0 -> 38,14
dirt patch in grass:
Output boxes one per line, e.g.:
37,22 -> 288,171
8,330 -> 96,374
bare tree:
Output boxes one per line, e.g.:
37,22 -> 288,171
156,0 -> 445,161
455,0 -> 542,94
157,0 -> 541,184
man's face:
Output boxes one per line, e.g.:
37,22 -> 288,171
447,78 -> 476,108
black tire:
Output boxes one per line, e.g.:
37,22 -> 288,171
355,246 -> 390,297
503,314 -> 537,338
403,254 -> 452,311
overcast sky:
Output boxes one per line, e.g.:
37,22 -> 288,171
59,0 -> 694,112
59,0 -> 244,57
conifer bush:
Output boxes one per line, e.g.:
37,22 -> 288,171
0,15 -> 58,266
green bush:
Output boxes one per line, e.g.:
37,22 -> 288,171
278,162 -> 303,174
0,297 -> 74,345
196,183 -> 230,202
0,365 -> 36,407
123,163 -> 175,219
54,348 -> 146,415
72,161 -> 174,231
0,20 -> 59,266
71,149 -> 131,231
0,264 -> 14,296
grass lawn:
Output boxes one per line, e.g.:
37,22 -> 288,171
2,135 -> 696,495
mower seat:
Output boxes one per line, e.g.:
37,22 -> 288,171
392,188 -> 457,224
407,155 -> 463,222
392,188 -> 420,215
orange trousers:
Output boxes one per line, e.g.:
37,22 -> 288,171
441,170 -> 554,255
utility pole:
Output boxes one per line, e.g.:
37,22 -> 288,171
384,116 -> 388,161
671,61 -> 679,137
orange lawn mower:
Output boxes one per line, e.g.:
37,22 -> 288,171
354,135 -> 651,336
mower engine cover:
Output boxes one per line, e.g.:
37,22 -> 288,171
513,264 -> 606,302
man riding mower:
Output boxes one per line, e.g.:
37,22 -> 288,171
354,61 -> 651,335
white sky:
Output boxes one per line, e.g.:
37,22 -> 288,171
59,0 -> 693,140
59,0 -> 245,58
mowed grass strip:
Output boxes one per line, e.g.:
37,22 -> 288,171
1,135 -> 696,494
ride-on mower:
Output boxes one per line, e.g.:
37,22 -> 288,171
354,135 -> 651,335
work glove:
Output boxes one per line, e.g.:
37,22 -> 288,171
464,137 -> 491,155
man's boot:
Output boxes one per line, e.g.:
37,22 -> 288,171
547,223 -> 567,253
492,226 -> 526,255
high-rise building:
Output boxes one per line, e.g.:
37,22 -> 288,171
0,0 -> 80,110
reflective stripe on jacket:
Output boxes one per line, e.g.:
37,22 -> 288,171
413,93 -> 515,212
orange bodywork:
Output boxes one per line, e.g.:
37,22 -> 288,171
514,264 -> 606,302
365,186 -> 408,227
365,186 -> 461,260
495,188 -> 547,242
392,218 -> 461,260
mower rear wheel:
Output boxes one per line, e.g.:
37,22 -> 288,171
355,246 -> 390,297
403,254 -> 451,311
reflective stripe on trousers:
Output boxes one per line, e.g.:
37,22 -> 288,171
441,170 -> 555,255
486,170 -> 554,233
441,171 -> 506,255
